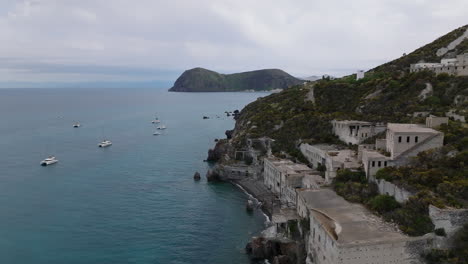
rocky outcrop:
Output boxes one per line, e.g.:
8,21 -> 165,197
206,169 -> 221,182
169,67 -> 302,92
206,140 -> 229,162
225,129 -> 233,139
246,236 -> 303,264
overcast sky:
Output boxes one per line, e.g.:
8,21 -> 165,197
0,0 -> 467,88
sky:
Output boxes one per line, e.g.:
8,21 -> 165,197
0,0 -> 467,88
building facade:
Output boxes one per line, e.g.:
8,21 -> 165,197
385,123 -> 444,160
410,53 -> 468,76
297,189 -> 430,264
331,120 -> 386,145
356,70 -> 365,80
425,115 -> 449,128
360,119 -> 444,179
300,143 -> 360,183
263,157 -> 320,206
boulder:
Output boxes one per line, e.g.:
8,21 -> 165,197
246,200 -> 254,212
193,172 -> 201,181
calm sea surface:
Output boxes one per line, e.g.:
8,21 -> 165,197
0,88 -> 267,264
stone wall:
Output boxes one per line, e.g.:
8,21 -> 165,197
375,178 -> 413,203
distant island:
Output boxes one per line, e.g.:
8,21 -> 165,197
168,68 -> 302,92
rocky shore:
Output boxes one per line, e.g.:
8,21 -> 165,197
203,135 -> 306,264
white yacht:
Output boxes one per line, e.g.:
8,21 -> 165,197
40,156 -> 58,166
98,140 -> 112,148
73,122 -> 81,128
157,125 -> 166,130
153,131 -> 162,135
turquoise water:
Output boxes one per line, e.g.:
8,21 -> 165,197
0,88 -> 267,264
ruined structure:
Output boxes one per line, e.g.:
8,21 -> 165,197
331,120 -> 386,145
297,189 -> 431,264
360,120 -> 444,179
410,53 -> 468,76
299,144 -> 360,183
263,157 -> 322,207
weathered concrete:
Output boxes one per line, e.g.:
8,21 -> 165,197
429,205 -> 468,238
376,178 -> 414,203
298,189 -> 431,264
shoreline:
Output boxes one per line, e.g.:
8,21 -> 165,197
229,177 -> 278,220
232,181 -> 271,223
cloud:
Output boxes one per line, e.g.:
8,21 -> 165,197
0,0 -> 467,87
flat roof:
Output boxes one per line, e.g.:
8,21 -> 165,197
305,143 -> 341,151
299,189 -> 407,246
332,120 -> 372,125
265,157 -> 317,176
362,150 -> 391,159
331,149 -> 360,168
387,123 -> 439,133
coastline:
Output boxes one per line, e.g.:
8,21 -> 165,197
232,179 -> 273,223
230,178 -> 277,219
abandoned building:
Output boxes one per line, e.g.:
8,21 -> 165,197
425,115 -> 449,128
360,118 -> 444,179
297,189 -> 430,264
331,120 -> 386,145
299,143 -> 360,183
263,157 -> 322,207
410,53 -> 468,76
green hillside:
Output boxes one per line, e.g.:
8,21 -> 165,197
168,68 -> 302,92
227,25 -> 468,241
373,24 -> 468,74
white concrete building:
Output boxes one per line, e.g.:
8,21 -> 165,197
263,157 -> 321,206
361,120 -> 444,179
361,150 -> 392,180
356,70 -> 365,80
297,189 -> 429,264
385,123 -> 444,160
410,53 -> 468,76
331,120 -> 386,145
425,115 -> 448,128
300,143 -> 360,183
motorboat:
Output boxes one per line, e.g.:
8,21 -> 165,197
153,131 -> 162,135
73,122 -> 81,128
98,140 -> 112,148
40,156 -> 58,166
157,125 -> 166,130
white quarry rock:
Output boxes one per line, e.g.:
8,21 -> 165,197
437,27 -> 468,57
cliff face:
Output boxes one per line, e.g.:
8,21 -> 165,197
169,68 -> 302,92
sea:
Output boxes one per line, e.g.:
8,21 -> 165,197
0,88 -> 268,264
